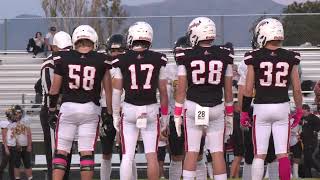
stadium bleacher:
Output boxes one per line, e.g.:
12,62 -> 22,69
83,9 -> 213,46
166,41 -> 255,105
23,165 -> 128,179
0,48 -> 320,179
0,48 -> 319,142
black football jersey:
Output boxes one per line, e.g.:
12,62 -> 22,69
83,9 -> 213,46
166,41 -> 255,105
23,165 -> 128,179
112,49 -> 167,106
176,46 -> 234,107
54,50 -> 112,105
244,48 -> 300,104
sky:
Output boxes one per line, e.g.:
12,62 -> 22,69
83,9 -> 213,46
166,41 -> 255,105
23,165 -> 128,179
0,0 -> 316,19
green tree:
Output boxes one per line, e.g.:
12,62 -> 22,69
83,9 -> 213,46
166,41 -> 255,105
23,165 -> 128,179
41,0 -> 127,45
282,1 -> 320,46
101,0 -> 128,39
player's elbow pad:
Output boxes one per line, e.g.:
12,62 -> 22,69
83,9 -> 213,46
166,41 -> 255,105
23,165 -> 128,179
242,96 -> 253,113
112,88 -> 122,115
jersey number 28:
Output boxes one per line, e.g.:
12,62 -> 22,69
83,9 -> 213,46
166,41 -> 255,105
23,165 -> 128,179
191,60 -> 223,84
68,65 -> 96,90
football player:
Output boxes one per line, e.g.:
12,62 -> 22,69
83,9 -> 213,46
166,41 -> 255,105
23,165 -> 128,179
169,36 -> 207,180
174,17 -> 234,180
49,25 -> 113,180
40,31 -> 73,180
241,18 -> 303,180
99,34 -> 126,180
112,21 -> 168,180
237,25 -> 279,180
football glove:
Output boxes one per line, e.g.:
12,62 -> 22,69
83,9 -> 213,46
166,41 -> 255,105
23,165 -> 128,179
174,115 -> 182,137
291,108 -> 303,128
48,110 -> 57,130
240,112 -> 251,128
102,113 -> 113,131
225,115 -> 233,137
113,115 -> 120,132
160,115 -> 169,132
100,113 -> 113,137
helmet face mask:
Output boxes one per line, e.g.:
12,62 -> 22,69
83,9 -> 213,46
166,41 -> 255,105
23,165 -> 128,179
127,21 -> 153,49
173,36 -> 191,60
187,17 -> 216,47
72,25 -> 98,50
253,18 -> 284,48
106,34 -> 126,56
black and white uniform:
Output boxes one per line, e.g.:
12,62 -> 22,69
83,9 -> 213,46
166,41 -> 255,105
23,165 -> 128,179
244,48 -> 300,155
112,49 -> 167,155
40,54 -> 73,180
176,46 -> 233,153
237,59 -> 277,163
53,50 -> 112,152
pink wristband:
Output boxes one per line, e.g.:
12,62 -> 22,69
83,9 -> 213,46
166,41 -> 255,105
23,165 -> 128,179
174,106 -> 183,116
161,105 -> 168,115
225,106 -> 234,115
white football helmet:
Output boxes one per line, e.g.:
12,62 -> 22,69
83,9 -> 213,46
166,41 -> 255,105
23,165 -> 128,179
53,31 -> 72,49
187,17 -> 216,47
72,25 -> 98,49
254,18 -> 284,48
127,21 -> 153,47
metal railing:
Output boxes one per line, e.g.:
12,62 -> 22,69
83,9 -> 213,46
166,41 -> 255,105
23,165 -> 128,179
1,13 -> 320,50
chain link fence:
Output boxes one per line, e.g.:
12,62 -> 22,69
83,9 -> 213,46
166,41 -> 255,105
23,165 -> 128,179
1,13 -> 320,50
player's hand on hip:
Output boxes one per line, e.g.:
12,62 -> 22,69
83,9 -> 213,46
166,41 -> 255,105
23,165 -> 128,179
174,115 -> 182,137
240,112 -> 251,128
291,108 -> 303,128
113,115 -> 120,132
48,110 -> 58,130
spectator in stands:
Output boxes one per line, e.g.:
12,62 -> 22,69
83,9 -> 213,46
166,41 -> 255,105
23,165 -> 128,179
44,26 -> 57,56
0,119 -> 15,180
26,32 -> 45,57
300,104 -> 320,178
1,105 -> 32,180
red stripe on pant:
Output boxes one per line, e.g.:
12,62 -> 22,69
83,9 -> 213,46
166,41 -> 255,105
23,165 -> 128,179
120,114 -> 125,154
93,115 -> 101,149
155,114 -> 160,152
252,115 -> 257,155
183,109 -> 188,152
55,113 -> 62,150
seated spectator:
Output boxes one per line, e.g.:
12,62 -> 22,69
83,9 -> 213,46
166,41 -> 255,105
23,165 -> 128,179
26,32 -> 44,57
44,26 -> 57,56
2,105 -> 33,180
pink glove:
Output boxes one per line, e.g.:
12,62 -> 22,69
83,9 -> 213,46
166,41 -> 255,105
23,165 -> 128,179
291,108 -> 303,128
240,112 -> 251,128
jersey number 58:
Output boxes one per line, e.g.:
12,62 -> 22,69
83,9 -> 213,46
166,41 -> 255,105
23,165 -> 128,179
68,65 -> 96,90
